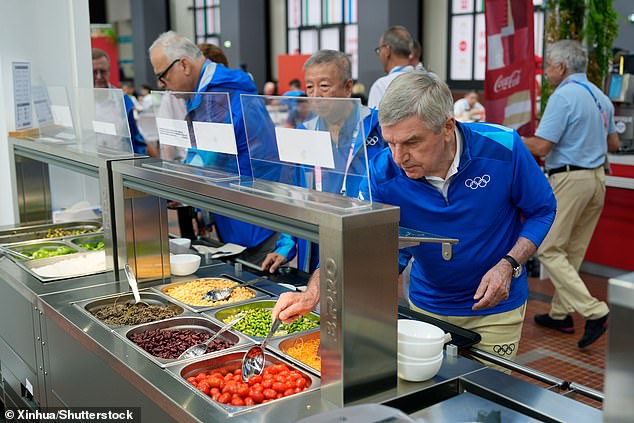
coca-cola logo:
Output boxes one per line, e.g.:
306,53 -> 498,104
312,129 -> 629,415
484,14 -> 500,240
494,70 -> 521,93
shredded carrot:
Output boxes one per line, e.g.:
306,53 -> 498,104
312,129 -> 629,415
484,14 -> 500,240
285,338 -> 321,371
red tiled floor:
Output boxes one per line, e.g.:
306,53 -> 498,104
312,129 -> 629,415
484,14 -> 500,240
517,273 -> 609,409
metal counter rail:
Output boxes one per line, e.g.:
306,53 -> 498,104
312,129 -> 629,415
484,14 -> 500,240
465,347 -> 604,402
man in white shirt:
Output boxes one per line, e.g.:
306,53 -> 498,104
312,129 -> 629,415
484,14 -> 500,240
454,90 -> 485,122
368,26 -> 414,109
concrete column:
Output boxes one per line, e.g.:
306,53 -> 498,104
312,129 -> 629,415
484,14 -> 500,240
358,0 -> 419,90
131,0 -> 169,88
221,0 -> 268,92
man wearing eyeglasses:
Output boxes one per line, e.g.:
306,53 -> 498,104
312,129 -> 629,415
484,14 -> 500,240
148,31 -> 279,264
367,26 -> 415,109
92,48 -> 151,156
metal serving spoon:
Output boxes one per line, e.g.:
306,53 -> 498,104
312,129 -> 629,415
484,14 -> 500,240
124,264 -> 150,306
178,312 -> 246,360
241,318 -> 281,382
202,277 -> 265,302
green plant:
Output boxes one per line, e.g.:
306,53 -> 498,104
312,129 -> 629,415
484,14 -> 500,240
585,0 -> 619,88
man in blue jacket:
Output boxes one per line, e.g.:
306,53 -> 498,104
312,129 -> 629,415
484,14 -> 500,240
261,50 -> 386,274
149,31 -> 278,263
273,71 -> 556,361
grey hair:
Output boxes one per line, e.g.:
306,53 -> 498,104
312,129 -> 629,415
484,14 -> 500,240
379,71 -> 453,133
149,31 -> 203,61
382,26 -> 413,58
304,50 -> 352,84
548,39 -> 588,74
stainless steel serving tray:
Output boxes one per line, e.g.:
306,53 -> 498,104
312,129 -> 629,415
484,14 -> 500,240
0,220 -> 102,244
207,300 -> 320,341
12,250 -> 107,283
152,275 -> 270,313
74,291 -> 188,331
165,349 -> 320,417
269,329 -> 321,377
119,316 -> 252,368
2,239 -> 79,261
67,233 -> 105,250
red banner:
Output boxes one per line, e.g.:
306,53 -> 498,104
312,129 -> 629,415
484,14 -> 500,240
484,0 -> 535,136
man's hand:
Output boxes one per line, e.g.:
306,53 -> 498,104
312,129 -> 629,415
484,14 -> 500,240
261,252 -> 288,274
271,290 -> 319,323
472,259 -> 513,310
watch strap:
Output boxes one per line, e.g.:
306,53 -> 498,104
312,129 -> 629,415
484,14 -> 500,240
503,255 -> 520,269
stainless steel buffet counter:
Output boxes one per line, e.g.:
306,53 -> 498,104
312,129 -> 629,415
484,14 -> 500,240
0,255 -> 603,422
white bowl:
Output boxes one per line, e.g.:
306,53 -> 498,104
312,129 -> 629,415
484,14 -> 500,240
398,339 -> 445,359
397,319 -> 446,344
397,351 -> 443,364
169,238 -> 191,254
397,354 -> 443,382
169,253 -> 201,276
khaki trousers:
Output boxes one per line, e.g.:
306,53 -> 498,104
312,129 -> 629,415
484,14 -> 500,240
408,301 -> 526,361
538,167 -> 609,320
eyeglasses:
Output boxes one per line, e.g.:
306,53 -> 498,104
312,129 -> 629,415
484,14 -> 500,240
374,44 -> 388,55
156,59 -> 181,84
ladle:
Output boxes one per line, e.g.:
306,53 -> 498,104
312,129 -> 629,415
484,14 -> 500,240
241,319 -> 281,382
124,264 -> 149,306
202,277 -> 265,302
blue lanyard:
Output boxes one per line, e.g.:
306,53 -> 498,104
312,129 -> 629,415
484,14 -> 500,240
563,79 -> 608,131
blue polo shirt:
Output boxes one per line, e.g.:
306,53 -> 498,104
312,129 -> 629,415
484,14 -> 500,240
535,73 -> 616,170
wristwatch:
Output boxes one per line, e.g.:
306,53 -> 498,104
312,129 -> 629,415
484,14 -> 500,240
503,255 -> 522,279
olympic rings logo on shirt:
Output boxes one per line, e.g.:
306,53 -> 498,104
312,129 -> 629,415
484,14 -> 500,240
464,174 -> 491,190
366,135 -> 380,146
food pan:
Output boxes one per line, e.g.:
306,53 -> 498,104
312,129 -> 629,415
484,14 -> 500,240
75,291 -> 186,329
166,349 -> 319,416
269,329 -> 321,376
17,250 -> 107,283
122,316 -> 251,368
153,276 -> 270,312
208,300 -> 320,341
4,240 -> 78,261
68,234 -> 105,251
0,220 -> 102,244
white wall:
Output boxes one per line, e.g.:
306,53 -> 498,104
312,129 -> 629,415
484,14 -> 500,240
0,0 -> 93,225
423,0 -> 448,80
170,0 -> 195,40
269,0 -> 287,81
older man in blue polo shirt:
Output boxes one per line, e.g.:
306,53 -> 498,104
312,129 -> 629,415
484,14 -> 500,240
523,39 -> 620,348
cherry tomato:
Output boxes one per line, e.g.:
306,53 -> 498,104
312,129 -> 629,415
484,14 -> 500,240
234,368 -> 242,376
210,387 -> 220,395
249,390 -> 264,404
283,388 -> 295,397
211,392 -> 220,401
245,397 -> 255,406
278,370 -> 289,378
263,388 -> 277,400
231,397 -> 245,407
274,375 -> 286,383
262,379 -> 273,389
217,393 -> 231,404
272,382 -> 286,393
186,376 -> 196,383
251,384 -> 264,392
195,373 -> 207,382
237,384 -> 250,398
276,393 -> 283,399
248,375 -> 263,386
197,381 -> 210,395
296,377 -> 307,389
208,377 -> 222,389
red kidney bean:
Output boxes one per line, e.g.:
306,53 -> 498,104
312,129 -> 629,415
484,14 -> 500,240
129,328 -> 234,359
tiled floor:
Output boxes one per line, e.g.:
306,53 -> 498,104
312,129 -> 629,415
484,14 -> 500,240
516,273 -> 609,409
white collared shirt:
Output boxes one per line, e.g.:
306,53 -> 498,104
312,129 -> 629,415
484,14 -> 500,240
425,128 -> 462,200
367,65 -> 415,109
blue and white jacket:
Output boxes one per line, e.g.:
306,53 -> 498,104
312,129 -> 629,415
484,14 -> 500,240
361,122 -> 556,316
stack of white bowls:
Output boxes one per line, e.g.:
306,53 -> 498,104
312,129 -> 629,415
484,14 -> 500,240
397,319 -> 452,382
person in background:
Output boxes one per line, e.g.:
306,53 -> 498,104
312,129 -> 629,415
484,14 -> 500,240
263,50 -> 386,276
282,79 -> 305,97
409,39 -> 425,70
523,39 -> 619,348
92,48 -> 152,156
273,71 -> 556,363
149,31 -> 279,264
352,81 -> 367,106
198,43 -> 229,67
121,80 -> 142,120
454,90 -> 485,122
263,81 -> 278,96
368,26 -> 415,109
